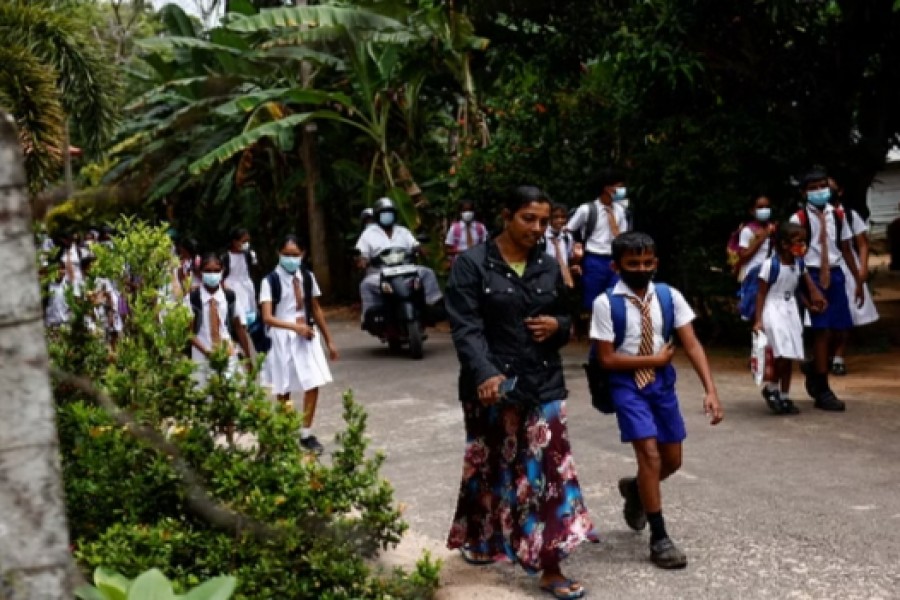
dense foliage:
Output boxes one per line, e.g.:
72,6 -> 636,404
50,219 -> 440,599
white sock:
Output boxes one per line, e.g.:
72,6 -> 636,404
832,356 -> 845,365
301,427 -> 312,439
781,394 -> 791,402
765,382 -> 779,393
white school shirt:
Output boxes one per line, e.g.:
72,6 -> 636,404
355,225 -> 419,275
184,287 -> 242,362
590,281 -> 696,355
224,251 -> 257,318
737,223 -> 772,282
259,266 -> 321,322
566,199 -> 628,255
63,245 -> 84,295
94,277 -> 123,333
544,229 -> 574,266
789,205 -> 852,268
445,220 -> 488,253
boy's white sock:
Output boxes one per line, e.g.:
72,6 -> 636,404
832,356 -> 845,365
301,427 -> 312,439
765,382 -> 779,393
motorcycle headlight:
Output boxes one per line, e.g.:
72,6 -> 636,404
381,281 -> 393,294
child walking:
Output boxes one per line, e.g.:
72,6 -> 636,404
590,231 -> 723,569
260,235 -> 339,455
185,254 -> 253,387
752,223 -> 827,414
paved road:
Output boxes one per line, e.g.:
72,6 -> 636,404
312,320 -> 900,600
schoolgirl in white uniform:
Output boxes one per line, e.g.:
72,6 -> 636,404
752,223 -> 827,414
186,254 -> 252,388
260,235 -> 339,455
223,227 -> 258,328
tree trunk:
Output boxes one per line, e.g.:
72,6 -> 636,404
0,115 -> 73,598
296,0 -> 331,298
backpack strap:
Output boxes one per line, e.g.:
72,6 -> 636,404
223,288 -> 238,340
221,252 -> 231,279
451,221 -> 462,247
265,271 -> 282,314
301,265 -> 315,326
190,288 -> 203,334
584,201 -> 600,242
608,288 -> 627,349
654,283 -> 676,342
767,255 -> 781,286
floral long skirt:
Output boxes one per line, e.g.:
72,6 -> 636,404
446,398 -> 596,573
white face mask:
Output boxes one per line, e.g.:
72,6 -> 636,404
461,211 -> 475,223
240,241 -> 250,252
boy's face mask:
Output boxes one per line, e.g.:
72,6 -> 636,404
806,188 -> 831,207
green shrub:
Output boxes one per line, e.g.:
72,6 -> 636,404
53,218 -> 441,599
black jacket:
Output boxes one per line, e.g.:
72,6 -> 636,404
446,239 -> 571,404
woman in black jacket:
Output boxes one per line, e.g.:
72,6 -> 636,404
445,186 -> 594,600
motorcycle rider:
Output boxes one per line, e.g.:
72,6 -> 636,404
355,197 -> 444,323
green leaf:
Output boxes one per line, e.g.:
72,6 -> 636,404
127,569 -> 176,600
179,576 -> 237,600
226,5 -> 406,34
94,567 -> 130,600
74,585 -> 108,600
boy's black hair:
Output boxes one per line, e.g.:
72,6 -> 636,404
199,252 -> 223,270
459,198 -> 475,210
612,231 -> 656,262
229,227 -> 249,241
799,166 -> 828,189
594,167 -> 626,192
749,192 -> 770,207
776,222 -> 806,246
278,234 -> 308,252
551,202 -> 569,215
502,185 -> 550,214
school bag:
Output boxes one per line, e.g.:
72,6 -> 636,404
572,202 -> 600,244
187,288 -> 238,355
448,221 -> 486,249
251,267 -> 316,353
737,255 -> 806,322
584,284 -> 676,414
726,221 -> 764,277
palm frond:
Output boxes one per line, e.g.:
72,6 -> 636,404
226,5 -> 407,34
0,44 -> 65,192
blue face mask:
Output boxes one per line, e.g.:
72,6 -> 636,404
378,211 -> 396,227
202,272 -> 222,288
613,187 -> 627,201
280,255 -> 301,273
755,208 -> 772,221
807,188 -> 831,207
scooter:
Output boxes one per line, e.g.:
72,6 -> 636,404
362,247 -> 428,359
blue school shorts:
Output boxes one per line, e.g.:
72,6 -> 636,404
807,267 -> 853,331
582,253 -> 619,309
609,364 -> 686,444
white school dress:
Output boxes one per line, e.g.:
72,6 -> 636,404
759,259 -> 804,360
259,266 -> 332,395
223,251 -> 257,323
737,223 -> 772,282
839,209 -> 879,326
184,287 -> 243,388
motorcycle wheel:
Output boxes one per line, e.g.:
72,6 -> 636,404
407,321 -> 424,360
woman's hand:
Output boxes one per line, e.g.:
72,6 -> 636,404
752,321 -> 763,333
525,315 -> 559,343
294,322 -> 315,340
327,341 -> 339,361
477,375 -> 506,406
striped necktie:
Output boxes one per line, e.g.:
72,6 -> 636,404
628,296 -> 655,388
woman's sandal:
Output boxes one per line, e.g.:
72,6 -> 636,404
539,578 -> 585,599
459,547 -> 495,566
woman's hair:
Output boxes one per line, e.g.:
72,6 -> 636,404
503,185 -> 549,214
278,234 -> 307,252
612,231 -> 656,262
749,193 -> 770,207
199,252 -> 222,270
229,227 -> 249,242
776,222 -> 806,246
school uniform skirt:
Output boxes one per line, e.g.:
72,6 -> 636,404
839,262 -> 879,326
762,294 -> 805,361
262,327 -> 332,395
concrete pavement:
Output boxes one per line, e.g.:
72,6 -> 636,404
311,320 -> 900,599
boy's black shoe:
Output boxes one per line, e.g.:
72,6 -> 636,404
761,388 -> 785,414
300,435 -> 325,455
831,362 -> 848,376
650,537 -> 687,569
618,477 -> 647,531
814,390 -> 846,412
781,398 -> 800,414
